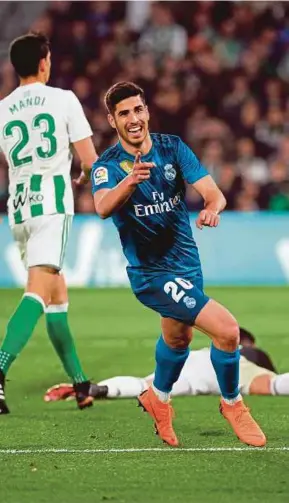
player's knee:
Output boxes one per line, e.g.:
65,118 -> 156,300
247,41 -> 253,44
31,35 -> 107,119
162,318 -> 193,349
171,336 -> 191,350
50,292 -> 68,305
27,266 -> 61,306
219,321 -> 240,350
165,330 -> 192,350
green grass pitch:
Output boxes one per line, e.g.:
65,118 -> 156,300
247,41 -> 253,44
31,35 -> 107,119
0,287 -> 288,503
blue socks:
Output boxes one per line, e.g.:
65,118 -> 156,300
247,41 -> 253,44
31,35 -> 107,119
153,337 -> 240,399
153,335 -> 189,393
210,344 -> 240,399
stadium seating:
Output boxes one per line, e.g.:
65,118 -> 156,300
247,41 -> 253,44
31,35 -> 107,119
0,0 -> 289,212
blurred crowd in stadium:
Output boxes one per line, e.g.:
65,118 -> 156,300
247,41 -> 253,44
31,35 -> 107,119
1,0 -> 289,213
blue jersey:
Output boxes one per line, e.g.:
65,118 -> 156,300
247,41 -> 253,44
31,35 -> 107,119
91,134 -> 208,277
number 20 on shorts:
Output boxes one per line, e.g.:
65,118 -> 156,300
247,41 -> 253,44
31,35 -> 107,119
164,278 -> 193,303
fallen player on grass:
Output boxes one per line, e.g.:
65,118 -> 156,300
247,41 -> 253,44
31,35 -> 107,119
44,328 -> 288,402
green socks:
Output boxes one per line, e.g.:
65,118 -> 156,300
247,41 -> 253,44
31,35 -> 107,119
0,297 -> 87,384
0,294 -> 45,374
46,304 -> 87,383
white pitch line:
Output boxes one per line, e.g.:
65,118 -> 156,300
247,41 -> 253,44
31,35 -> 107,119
0,447 -> 289,454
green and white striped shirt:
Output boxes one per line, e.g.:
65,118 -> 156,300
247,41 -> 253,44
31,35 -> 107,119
0,82 -> 92,225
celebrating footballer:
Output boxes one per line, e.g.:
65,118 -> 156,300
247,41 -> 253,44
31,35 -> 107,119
91,82 -> 266,448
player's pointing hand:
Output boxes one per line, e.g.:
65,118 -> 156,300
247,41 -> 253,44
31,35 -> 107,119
130,151 -> 155,185
196,209 -> 220,230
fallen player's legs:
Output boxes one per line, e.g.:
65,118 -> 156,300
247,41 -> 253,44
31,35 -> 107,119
98,371 -> 289,398
97,371 -> 193,398
97,376 -> 148,398
44,373 -> 190,402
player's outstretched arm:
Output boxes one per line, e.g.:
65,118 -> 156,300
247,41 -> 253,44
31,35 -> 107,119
193,175 -> 227,230
94,152 -> 154,219
72,137 -> 98,186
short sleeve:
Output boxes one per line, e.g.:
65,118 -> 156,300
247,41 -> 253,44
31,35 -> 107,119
177,138 -> 208,184
66,91 -> 92,143
91,161 -> 118,194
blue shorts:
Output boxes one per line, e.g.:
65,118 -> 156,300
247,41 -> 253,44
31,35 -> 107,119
127,269 -> 210,325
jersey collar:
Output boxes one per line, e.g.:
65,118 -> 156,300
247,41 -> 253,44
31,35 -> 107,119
117,139 -> 154,162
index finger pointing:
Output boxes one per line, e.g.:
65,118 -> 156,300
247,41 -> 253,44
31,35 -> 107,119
134,151 -> 141,164
138,162 -> 155,169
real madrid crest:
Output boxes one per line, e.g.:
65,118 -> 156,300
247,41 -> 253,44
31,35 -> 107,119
164,164 -> 176,181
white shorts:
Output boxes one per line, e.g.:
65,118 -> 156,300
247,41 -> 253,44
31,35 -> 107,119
11,214 -> 72,270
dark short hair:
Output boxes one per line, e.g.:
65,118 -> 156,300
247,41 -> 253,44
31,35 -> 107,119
104,81 -> 146,114
239,327 -> 255,344
10,32 -> 50,78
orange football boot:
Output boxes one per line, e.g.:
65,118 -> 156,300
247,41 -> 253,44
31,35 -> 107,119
44,381 -> 93,410
138,387 -> 179,447
220,399 -> 266,447
44,383 -> 75,402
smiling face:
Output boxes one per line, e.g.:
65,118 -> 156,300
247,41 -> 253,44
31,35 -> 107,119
108,95 -> 150,150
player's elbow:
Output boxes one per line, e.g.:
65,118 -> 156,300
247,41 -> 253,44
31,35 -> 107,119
93,190 -> 112,219
94,202 -> 110,219
95,205 -> 109,219
98,212 -> 109,220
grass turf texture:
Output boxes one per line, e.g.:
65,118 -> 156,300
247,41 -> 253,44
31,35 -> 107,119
0,287 -> 288,503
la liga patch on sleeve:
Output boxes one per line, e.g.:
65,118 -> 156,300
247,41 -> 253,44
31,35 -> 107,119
93,167 -> 108,185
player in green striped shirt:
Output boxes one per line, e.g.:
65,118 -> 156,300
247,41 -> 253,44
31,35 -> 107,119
0,32 -> 97,413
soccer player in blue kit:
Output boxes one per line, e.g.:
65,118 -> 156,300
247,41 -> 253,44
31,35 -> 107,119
91,82 -> 266,448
